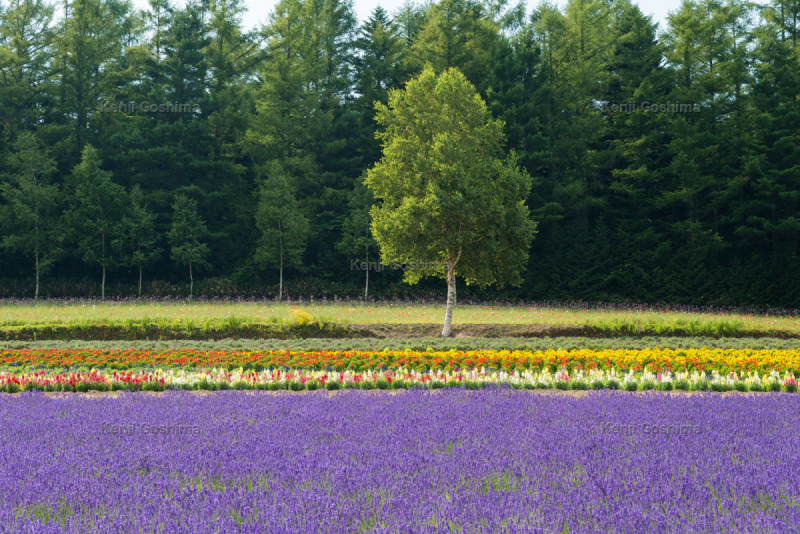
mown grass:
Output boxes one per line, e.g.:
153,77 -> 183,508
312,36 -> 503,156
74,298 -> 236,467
1,301 -> 799,334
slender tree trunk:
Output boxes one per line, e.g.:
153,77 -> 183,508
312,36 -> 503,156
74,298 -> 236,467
189,262 -> 193,299
35,252 -> 40,300
101,233 -> 106,300
453,276 -> 456,307
138,266 -> 142,297
35,217 -> 40,299
442,262 -> 455,337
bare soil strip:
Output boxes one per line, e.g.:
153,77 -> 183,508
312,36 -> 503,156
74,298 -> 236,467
4,389 -> 783,399
2,323 -> 797,341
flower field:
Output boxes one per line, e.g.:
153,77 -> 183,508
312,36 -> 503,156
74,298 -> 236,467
1,348 -> 800,392
2,390 -> 799,533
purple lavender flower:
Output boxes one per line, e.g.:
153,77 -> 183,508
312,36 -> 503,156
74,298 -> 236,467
0,390 -> 798,533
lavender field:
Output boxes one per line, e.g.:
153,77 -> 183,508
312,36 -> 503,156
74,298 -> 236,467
1,390 -> 799,533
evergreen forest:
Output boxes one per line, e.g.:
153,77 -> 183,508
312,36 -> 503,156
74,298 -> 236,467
0,0 -> 799,306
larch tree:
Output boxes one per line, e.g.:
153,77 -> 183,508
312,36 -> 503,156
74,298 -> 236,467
254,162 -> 309,301
168,194 -> 210,299
114,185 -> 162,297
68,144 -> 126,300
337,177 -> 378,299
0,132 -> 61,298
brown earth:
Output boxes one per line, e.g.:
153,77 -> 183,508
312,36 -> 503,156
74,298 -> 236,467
2,322 -> 798,341
8,389 -> 783,399
346,323 -> 798,339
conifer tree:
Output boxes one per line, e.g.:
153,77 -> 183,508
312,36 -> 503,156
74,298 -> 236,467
0,132 -> 61,298
169,194 -> 210,299
68,145 -> 126,300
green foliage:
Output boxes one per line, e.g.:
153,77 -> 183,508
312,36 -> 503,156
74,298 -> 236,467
168,194 -> 210,297
0,0 -> 798,308
254,163 -> 310,300
114,186 -> 161,295
367,66 -> 536,288
0,132 -> 62,298
66,145 -> 127,299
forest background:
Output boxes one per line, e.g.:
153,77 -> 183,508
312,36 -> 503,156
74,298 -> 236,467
0,0 -> 799,306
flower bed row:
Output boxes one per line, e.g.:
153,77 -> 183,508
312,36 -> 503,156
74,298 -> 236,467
3,347 -> 800,374
2,366 -> 798,393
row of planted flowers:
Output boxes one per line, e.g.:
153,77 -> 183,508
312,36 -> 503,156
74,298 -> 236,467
3,347 -> 800,374
1,366 -> 798,393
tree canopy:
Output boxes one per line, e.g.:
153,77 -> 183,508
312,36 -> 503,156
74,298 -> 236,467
0,0 -> 798,306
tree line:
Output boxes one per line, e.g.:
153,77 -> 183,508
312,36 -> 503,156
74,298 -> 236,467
0,0 -> 799,306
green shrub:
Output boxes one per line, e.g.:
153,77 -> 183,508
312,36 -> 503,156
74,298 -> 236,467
656,381 -> 673,391
391,379 -> 407,389
692,380 -> 710,391
639,380 -> 656,391
75,382 -> 88,393
289,381 -> 304,391
785,383 -> 797,393
673,380 -> 690,391
376,379 -> 390,390
343,381 -> 358,389
624,381 -> 638,392
325,381 -> 340,391
232,380 -> 249,391
361,380 -> 376,390
306,380 -> 320,391
570,380 -> 588,391
769,381 -> 782,392
606,379 -> 620,390
748,382 -> 763,392
710,382 -> 730,392
555,381 -> 569,391
535,382 -> 553,389
590,381 -> 606,390
734,382 -> 748,392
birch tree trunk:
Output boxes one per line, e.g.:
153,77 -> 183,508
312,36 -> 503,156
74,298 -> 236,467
35,218 -> 40,299
441,261 -> 455,337
101,233 -> 106,300
278,225 -> 284,302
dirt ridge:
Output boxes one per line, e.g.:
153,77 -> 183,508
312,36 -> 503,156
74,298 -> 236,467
1,323 -> 797,341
